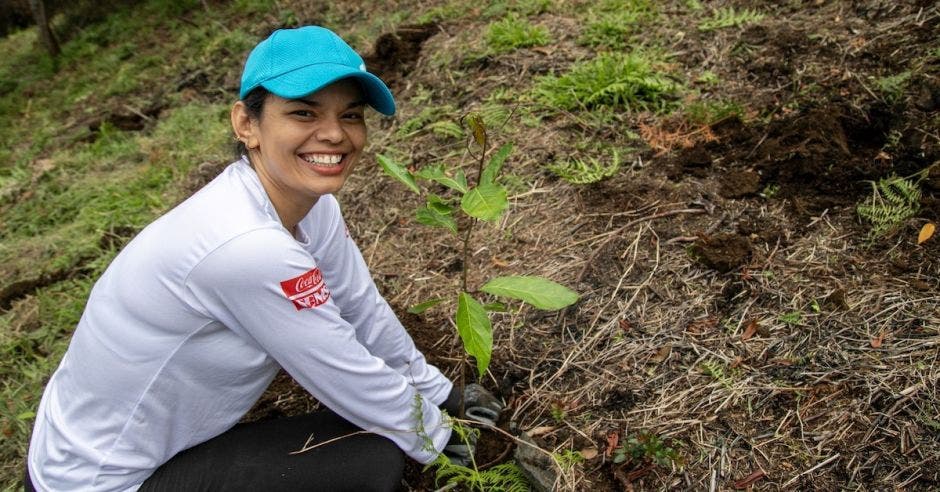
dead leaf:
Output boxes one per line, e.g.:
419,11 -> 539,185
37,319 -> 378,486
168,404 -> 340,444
527,426 -> 556,437
730,356 -> 744,369
910,279 -> 931,291
733,470 -> 767,489
870,331 -> 885,348
491,256 -> 509,267
619,319 -> 632,332
918,222 -> 936,245
580,447 -> 599,460
686,316 -> 718,334
465,113 -> 487,147
651,346 -> 671,363
604,430 -> 620,457
625,464 -> 653,482
741,319 -> 758,341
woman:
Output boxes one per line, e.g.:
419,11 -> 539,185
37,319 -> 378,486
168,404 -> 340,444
26,26 -> 501,491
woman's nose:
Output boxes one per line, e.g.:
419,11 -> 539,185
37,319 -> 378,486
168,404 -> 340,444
315,117 -> 344,143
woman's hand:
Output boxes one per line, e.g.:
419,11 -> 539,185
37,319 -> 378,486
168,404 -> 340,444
462,383 -> 504,427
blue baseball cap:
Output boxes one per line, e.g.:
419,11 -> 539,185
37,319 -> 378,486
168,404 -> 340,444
239,26 -> 395,115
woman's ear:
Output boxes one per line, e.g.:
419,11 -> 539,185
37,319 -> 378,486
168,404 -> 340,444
231,101 -> 260,150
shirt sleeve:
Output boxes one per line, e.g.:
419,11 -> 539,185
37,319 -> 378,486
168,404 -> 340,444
185,227 -> 450,463
302,196 -> 453,407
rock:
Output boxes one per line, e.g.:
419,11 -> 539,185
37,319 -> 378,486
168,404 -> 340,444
514,432 -> 557,492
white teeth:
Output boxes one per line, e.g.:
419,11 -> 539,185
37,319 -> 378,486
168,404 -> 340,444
302,154 -> 343,165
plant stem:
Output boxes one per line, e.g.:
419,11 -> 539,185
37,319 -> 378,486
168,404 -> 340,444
461,218 -> 476,292
460,131 -> 489,293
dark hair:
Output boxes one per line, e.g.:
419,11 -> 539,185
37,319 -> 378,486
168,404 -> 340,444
234,87 -> 270,158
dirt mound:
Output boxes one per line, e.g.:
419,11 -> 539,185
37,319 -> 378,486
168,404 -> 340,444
363,23 -> 438,90
690,232 -> 752,273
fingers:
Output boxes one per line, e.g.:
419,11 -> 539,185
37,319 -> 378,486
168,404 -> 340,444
462,383 -> 505,427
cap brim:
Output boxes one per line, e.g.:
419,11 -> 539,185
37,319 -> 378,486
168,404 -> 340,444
260,63 -> 396,116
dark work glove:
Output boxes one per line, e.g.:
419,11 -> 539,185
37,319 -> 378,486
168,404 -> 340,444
462,383 -> 504,427
442,426 -> 479,467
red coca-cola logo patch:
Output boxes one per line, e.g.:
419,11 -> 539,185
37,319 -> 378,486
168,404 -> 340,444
280,267 -> 331,310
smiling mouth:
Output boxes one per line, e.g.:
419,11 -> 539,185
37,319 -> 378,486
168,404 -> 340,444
300,153 -> 345,168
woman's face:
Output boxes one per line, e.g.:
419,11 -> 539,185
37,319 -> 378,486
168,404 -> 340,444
243,79 -> 367,213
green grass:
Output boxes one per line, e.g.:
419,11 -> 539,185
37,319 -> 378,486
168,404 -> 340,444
534,50 -> 682,112
578,0 -> 657,50
1,277 -> 94,484
485,16 -> 551,54
0,1 -> 246,486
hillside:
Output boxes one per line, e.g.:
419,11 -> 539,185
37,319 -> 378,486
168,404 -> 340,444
1,0 -> 938,490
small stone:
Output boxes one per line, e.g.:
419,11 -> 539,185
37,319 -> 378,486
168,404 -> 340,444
514,432 -> 558,492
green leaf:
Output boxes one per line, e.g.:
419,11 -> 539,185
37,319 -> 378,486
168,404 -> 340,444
415,164 -> 468,193
460,182 -> 508,221
481,142 -> 513,185
16,410 -> 35,420
456,292 -> 493,378
408,298 -> 445,314
416,195 -> 458,234
483,302 -> 509,312
416,206 -> 458,234
481,276 -> 579,310
377,154 -> 420,194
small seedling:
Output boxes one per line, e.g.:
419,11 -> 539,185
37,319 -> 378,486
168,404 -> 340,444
874,71 -> 911,103
810,299 -> 821,313
613,432 -> 682,468
380,112 -> 579,379
779,310 -> 802,326
700,359 -> 734,389
760,183 -> 780,199
553,449 -> 585,471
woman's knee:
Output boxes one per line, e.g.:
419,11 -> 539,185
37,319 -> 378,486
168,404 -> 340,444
351,435 -> 405,491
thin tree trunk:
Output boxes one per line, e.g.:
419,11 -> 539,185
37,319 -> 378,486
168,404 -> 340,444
28,0 -> 60,58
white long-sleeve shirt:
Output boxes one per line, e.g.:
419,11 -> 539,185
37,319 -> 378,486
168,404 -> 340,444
28,158 -> 453,491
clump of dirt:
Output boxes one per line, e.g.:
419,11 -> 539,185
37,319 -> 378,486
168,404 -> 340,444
753,103 -> 891,209
363,23 -> 438,90
736,211 -> 786,246
690,233 -> 752,273
666,144 -> 712,180
718,169 -> 760,198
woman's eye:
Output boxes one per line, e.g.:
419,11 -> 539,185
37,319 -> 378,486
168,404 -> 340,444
292,110 -> 313,117
343,112 -> 364,121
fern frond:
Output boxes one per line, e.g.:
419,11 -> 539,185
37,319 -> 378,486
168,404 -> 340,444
547,150 -> 621,184
700,359 -> 733,388
432,457 -> 531,492
698,7 -> 764,31
857,175 -> 921,239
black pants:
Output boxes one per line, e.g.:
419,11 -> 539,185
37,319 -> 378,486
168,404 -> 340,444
25,388 -> 461,491
26,411 -> 405,492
